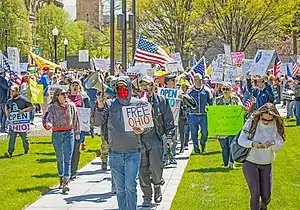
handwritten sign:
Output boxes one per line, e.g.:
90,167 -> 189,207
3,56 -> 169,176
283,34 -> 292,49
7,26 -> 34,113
122,104 -> 154,131
241,59 -> 253,76
168,98 -> 181,126
7,112 -> 30,132
158,88 -> 182,100
224,65 -> 237,83
211,67 -> 223,83
207,105 -> 244,136
77,107 -> 91,132
232,52 -> 245,65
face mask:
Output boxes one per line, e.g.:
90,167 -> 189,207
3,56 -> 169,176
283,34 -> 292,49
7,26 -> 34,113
117,87 -> 129,99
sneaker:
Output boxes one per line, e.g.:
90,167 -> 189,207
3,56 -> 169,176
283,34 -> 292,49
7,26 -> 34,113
229,162 -> 236,169
154,185 -> 162,203
111,188 -> 117,195
184,146 -> 189,150
4,152 -> 12,158
101,162 -> 108,170
180,148 -> 184,153
224,165 -> 229,169
142,199 -> 152,207
170,159 -> 177,165
62,178 -> 70,193
59,177 -> 63,189
164,159 -> 170,166
81,143 -> 86,151
70,175 -> 77,180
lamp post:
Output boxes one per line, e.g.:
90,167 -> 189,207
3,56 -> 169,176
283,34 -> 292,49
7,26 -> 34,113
64,38 -> 68,61
110,0 -> 115,75
122,0 -> 127,70
4,29 -> 8,56
52,27 -> 59,64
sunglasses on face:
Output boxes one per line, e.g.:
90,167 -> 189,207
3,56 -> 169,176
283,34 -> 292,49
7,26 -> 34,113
195,78 -> 202,81
60,92 -> 67,96
222,87 -> 230,91
260,117 -> 274,122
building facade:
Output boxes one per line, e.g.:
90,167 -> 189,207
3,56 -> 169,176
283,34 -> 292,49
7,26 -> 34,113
76,0 -> 104,30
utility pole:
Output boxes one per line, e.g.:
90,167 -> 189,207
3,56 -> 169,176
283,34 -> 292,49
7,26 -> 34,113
132,0 -> 136,65
110,0 -> 115,75
122,0 -> 127,70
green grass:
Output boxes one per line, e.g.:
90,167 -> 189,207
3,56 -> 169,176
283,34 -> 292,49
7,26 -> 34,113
0,135 -> 102,210
171,120 -> 300,210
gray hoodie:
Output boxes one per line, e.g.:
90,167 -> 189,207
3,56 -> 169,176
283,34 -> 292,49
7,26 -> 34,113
94,76 -> 149,153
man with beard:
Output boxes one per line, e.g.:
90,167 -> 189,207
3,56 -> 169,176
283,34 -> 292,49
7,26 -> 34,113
4,85 -> 35,158
139,76 -> 175,207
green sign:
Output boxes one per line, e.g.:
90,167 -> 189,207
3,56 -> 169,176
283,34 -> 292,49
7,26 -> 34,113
207,105 -> 245,136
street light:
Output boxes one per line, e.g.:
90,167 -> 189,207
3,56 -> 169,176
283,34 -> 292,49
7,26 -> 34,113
52,27 -> 59,64
64,38 -> 68,61
4,29 -> 8,56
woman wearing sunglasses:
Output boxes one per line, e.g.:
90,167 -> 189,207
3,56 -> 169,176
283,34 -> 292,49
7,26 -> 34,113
238,103 -> 285,210
43,88 -> 80,193
215,82 -> 244,169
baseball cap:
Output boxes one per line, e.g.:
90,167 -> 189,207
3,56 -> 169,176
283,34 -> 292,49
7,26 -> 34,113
141,75 -> 154,84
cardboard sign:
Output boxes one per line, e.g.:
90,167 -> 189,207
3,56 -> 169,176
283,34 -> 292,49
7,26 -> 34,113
77,107 -> 91,132
232,52 -> 245,65
158,88 -> 182,100
7,47 -> 20,72
251,50 -> 275,76
20,63 -> 29,72
224,44 -> 232,65
93,58 -> 110,72
166,62 -> 184,73
241,59 -> 253,76
207,105 -> 244,136
224,65 -> 237,83
211,70 -> 224,83
79,50 -> 89,62
172,52 -> 183,65
122,104 -> 154,131
168,98 -> 181,126
127,64 -> 148,76
7,112 -> 30,132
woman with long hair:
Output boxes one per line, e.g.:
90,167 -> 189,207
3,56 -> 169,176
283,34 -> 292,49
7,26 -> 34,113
43,88 -> 80,193
238,103 -> 285,210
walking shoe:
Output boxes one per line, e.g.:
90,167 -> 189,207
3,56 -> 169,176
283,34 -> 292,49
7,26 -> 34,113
24,150 -> 29,154
81,143 -> 86,151
111,188 -> 117,195
4,152 -> 12,158
229,162 -> 236,169
59,177 -> 63,189
101,162 -> 108,170
224,165 -> 229,169
170,159 -> 177,165
184,146 -> 189,150
154,185 -> 162,203
142,199 -> 152,207
164,159 -> 170,166
62,178 -> 70,193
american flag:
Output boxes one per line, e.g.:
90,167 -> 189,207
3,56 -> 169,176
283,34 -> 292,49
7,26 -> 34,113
2,55 -> 22,86
289,56 -> 299,78
244,98 -> 255,111
273,54 -> 281,77
134,35 -> 173,67
190,56 -> 206,85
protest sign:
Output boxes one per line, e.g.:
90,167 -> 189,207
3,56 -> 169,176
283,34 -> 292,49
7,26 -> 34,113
232,52 -> 245,65
7,47 -> 20,72
60,61 -> 67,69
224,44 -> 232,65
241,59 -> 253,76
207,105 -> 244,136
251,50 -> 275,76
224,65 -> 237,83
79,50 -> 89,62
122,104 -> 154,131
158,88 -> 182,100
77,107 -> 91,132
93,58 -> 110,71
165,62 -> 183,73
20,63 -> 29,73
30,79 -> 44,104
47,85 -> 69,104
172,52 -> 182,65
211,67 -> 223,83
7,112 -> 30,132
127,64 -> 148,76
280,63 -> 292,76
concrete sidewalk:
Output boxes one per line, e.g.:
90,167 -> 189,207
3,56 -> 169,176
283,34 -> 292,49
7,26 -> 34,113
26,144 -> 193,210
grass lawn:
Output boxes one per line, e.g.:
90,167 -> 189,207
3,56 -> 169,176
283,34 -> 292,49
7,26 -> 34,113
0,135 -> 102,210
171,120 -> 300,210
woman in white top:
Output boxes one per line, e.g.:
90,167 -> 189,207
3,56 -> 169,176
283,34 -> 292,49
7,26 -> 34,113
238,103 -> 285,210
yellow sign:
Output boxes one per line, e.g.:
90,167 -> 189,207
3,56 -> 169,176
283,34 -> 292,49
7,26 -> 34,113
30,79 -> 43,104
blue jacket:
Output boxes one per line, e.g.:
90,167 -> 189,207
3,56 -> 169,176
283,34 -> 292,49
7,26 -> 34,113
188,86 -> 213,115
39,74 -> 51,96
0,76 -> 9,104
247,79 -> 274,109
94,76 -> 149,153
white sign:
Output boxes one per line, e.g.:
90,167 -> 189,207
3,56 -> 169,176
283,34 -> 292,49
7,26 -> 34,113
122,104 -> 154,131
158,88 -> 182,100
169,99 -> 181,126
251,50 -> 275,76
77,107 -> 91,132
47,85 -> 69,104
19,63 -> 29,73
59,61 -> 67,69
93,58 -> 110,72
211,68 -> 224,83
7,47 -> 20,72
241,59 -> 253,76
7,112 -> 30,132
280,63 -> 293,76
79,50 -> 89,62
127,64 -> 148,76
224,44 -> 232,65
224,65 -> 237,83
165,62 -> 184,73
172,53 -> 183,65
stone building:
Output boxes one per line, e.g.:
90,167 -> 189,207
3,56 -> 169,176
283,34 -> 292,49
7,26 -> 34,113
76,0 -> 104,30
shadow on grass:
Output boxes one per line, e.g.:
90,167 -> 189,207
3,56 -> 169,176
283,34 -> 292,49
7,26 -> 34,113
31,141 -> 52,145
190,151 -> 221,156
17,186 -> 50,195
285,125 -> 298,128
35,152 -> 56,156
0,153 -> 24,159
36,158 -> 57,163
175,156 -> 189,160
32,173 -> 57,178
64,192 -> 112,204
188,167 -> 230,173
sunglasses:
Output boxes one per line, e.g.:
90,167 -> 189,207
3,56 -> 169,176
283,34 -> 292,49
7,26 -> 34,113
260,117 -> 274,122
194,78 -> 202,81
60,92 -> 67,96
222,87 -> 230,91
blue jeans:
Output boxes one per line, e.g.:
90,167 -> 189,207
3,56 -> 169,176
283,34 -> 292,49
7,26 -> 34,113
0,103 -> 6,131
218,136 -> 234,166
52,130 -> 75,178
188,115 -> 208,153
287,101 -> 295,118
30,110 -> 35,123
8,131 -> 29,154
184,124 -> 190,147
295,101 -> 300,126
109,152 -> 141,210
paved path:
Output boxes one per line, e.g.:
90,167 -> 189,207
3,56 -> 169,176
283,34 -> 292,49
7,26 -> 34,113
26,144 -> 193,210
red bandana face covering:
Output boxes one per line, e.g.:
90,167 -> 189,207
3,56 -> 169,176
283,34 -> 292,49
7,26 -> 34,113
117,87 -> 129,99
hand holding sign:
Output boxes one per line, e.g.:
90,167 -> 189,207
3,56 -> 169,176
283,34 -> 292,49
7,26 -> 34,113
133,127 -> 144,135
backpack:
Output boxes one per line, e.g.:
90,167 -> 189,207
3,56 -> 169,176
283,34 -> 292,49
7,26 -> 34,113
230,120 -> 254,163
